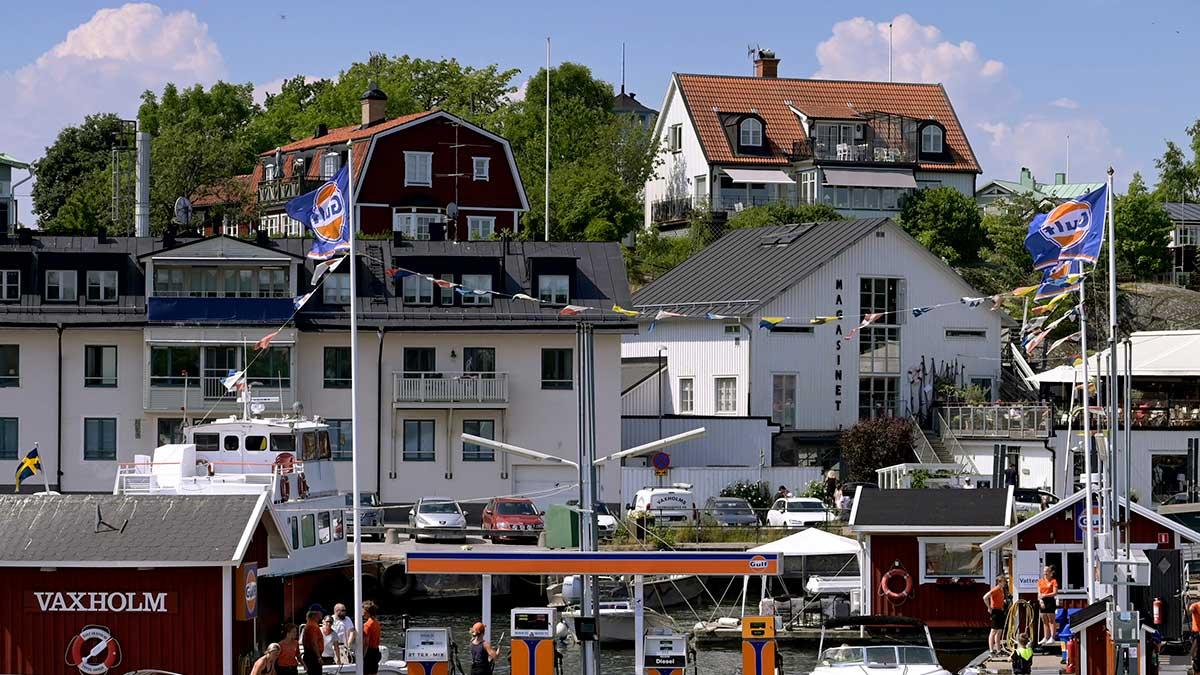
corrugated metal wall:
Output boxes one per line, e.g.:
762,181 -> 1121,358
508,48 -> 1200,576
621,466 -> 821,509
622,370 -> 668,416
622,416 -> 778,467
623,320 -> 751,417
868,534 -> 991,628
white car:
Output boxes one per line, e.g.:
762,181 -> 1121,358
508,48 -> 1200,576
766,497 -> 833,528
408,497 -> 467,541
630,486 -> 695,524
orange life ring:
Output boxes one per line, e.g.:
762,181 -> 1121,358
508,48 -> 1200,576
297,474 -> 310,499
279,474 -> 291,502
880,567 -> 913,602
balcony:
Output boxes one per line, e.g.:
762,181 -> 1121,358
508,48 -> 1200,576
939,404 -> 1053,439
257,178 -> 324,208
145,373 -> 296,414
806,139 -> 917,164
650,195 -> 801,225
1122,399 -> 1200,430
147,297 -> 295,322
393,371 -> 509,407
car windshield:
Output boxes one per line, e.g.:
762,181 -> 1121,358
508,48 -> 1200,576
786,500 -> 824,512
899,647 -> 937,665
420,502 -> 460,514
594,503 -> 612,516
361,494 -> 380,507
497,501 -> 538,516
714,500 -> 752,513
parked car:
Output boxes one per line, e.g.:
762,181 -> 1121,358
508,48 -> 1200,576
482,497 -> 544,543
1013,488 -> 1059,516
840,481 -> 879,495
702,496 -> 759,526
766,497 -> 833,528
570,500 -> 619,539
345,492 -> 385,541
408,497 -> 467,541
630,485 -> 695,524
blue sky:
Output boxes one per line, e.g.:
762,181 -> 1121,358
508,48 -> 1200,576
4,1 -> 1199,222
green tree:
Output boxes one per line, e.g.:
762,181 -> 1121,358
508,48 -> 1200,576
898,186 -> 988,266
31,113 -> 128,226
838,417 -> 915,483
1114,172 -> 1173,277
726,202 -> 844,229
963,193 -> 1045,296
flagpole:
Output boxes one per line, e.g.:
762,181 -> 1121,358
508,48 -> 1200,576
37,442 -> 49,494
544,36 -> 551,242
1104,167 -> 1119,563
1078,278 -> 1096,603
346,145 -> 365,669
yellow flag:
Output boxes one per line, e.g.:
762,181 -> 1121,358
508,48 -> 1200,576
611,304 -> 640,318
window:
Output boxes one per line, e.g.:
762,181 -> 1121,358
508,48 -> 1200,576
864,188 -> 880,210
403,347 -> 436,376
404,151 -> 433,186
667,124 -> 682,152
463,347 -> 496,376
920,125 -> 944,154
84,270 -> 118,303
882,188 -> 900,210
472,157 -> 490,181
265,163 -> 278,182
270,434 -> 294,453
157,418 -> 183,446
439,274 -> 455,305
301,514 -> 316,547
323,274 -> 350,304
402,275 -> 434,305
0,270 -> 19,301
258,269 -> 288,298
322,152 -> 340,178
0,417 -> 16,460
739,118 -> 763,147
467,216 -> 496,241
859,376 -> 899,419
715,377 -> 737,414
153,268 -> 184,296
323,347 -> 351,388
194,433 -> 219,452
1041,549 -> 1087,594
678,377 -> 694,413
799,172 -> 816,205
84,417 -> 117,461
245,435 -> 268,452
289,516 -> 299,549
246,347 -> 290,388
0,345 -> 17,387
538,275 -> 569,305
149,346 -> 200,387
920,538 -> 985,583
403,419 -> 435,461
969,377 -> 994,400
224,435 -> 240,452
46,270 -> 77,302
393,212 -> 444,241
541,348 -> 572,390
328,419 -> 353,461
461,274 -> 492,305
694,176 -> 707,204
860,277 -> 899,318
859,327 -> 900,374
84,345 -> 117,387
917,179 -> 941,191
946,328 -> 987,339
834,186 -> 849,208
462,419 -> 495,461
333,511 -> 344,540
1177,225 -> 1200,247
318,511 -> 332,544
772,374 -> 797,428
724,324 -> 741,334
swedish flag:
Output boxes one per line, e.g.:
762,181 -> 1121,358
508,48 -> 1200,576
14,447 -> 40,492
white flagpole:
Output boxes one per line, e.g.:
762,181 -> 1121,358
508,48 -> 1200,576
544,36 -> 551,242
1077,278 -> 1096,603
346,146 -> 365,668
1104,167 -> 1119,561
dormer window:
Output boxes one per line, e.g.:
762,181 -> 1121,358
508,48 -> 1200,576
920,124 -> 944,154
322,152 -> 340,179
739,118 -> 763,147
264,163 -> 277,181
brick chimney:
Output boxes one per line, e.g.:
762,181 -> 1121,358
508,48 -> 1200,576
754,49 -> 780,78
360,80 -> 388,128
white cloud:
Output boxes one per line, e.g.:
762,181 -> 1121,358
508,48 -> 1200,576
977,118 -> 1117,185
0,3 -> 225,223
1049,97 -> 1080,110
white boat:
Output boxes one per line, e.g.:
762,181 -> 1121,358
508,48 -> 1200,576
811,616 -> 952,675
550,573 -> 706,612
561,601 -> 675,643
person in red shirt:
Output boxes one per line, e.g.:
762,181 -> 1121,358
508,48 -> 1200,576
276,624 -> 300,675
362,601 -> 382,675
983,575 -> 1007,656
301,608 -> 325,675
1189,600 -> 1200,672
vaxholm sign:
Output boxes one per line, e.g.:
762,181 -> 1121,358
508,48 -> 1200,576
28,591 -> 175,613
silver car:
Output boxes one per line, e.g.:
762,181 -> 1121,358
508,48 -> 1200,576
702,496 -> 759,526
408,497 -> 467,541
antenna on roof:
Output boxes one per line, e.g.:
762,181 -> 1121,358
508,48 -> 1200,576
889,23 -> 894,82
746,44 -> 760,75
620,42 -> 626,96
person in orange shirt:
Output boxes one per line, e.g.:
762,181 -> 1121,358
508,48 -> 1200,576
275,624 -> 300,675
1037,567 -> 1059,645
983,575 -> 1007,656
301,608 -> 325,675
362,601 -> 382,675
1188,600 -> 1200,672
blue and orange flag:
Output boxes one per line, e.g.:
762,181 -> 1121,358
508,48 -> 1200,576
1024,185 -> 1108,271
14,447 -> 40,492
286,166 -> 351,260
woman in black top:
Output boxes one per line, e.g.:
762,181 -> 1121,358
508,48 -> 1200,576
469,622 -> 498,675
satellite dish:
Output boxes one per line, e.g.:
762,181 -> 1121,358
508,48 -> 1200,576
173,197 -> 193,226
446,202 -> 459,221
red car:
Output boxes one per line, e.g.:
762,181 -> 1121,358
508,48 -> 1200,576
482,497 -> 544,543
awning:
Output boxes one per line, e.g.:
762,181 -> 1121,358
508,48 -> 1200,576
822,168 -> 917,189
747,527 -> 861,557
722,168 -> 795,185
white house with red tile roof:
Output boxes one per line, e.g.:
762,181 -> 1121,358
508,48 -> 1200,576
645,50 -> 982,231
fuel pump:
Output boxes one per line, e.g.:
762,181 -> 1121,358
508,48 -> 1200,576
405,627 -> 452,675
741,615 -> 782,675
510,607 -> 559,675
642,628 -> 688,675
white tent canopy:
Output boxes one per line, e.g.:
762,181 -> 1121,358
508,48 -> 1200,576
748,527 -> 861,557
1029,364 -> 1079,384
1082,330 -> 1200,377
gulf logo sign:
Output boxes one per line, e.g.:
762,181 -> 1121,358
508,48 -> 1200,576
748,555 -> 770,571
309,180 -> 347,243
1039,200 -> 1094,249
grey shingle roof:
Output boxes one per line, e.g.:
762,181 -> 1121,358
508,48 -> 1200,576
1164,202 -> 1200,223
0,494 -> 264,565
852,488 -> 1010,528
631,219 -> 890,316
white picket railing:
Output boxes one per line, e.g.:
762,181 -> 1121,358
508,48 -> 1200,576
392,371 -> 508,404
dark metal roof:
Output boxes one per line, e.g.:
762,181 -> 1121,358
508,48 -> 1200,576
632,219 -> 890,316
1164,202 -> 1200,222
0,494 -> 264,565
852,488 -> 1010,528
613,91 -> 657,115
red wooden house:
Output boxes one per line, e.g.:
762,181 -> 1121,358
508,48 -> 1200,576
849,487 -> 1014,629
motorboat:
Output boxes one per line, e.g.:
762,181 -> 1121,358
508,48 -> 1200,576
811,616 -> 952,675
549,573 -> 706,612
561,601 -> 675,643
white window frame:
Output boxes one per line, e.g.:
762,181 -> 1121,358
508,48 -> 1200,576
402,275 -> 434,306
393,211 -> 443,241
46,270 -> 77,302
460,274 -> 492,306
0,270 -> 19,301
917,537 -> 990,584
1031,544 -> 1164,599
404,151 -> 433,187
921,125 -> 944,154
222,221 -> 239,237
668,124 -> 682,152
86,270 -> 118,303
264,163 -> 277,181
467,216 -> 496,241
678,377 -> 694,413
322,152 -> 340,179
714,376 -> 738,415
771,373 -> 797,428
322,274 -> 351,305
537,274 -> 569,305
472,157 -> 490,181
740,118 -> 763,147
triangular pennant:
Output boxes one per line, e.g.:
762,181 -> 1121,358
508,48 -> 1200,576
654,309 -> 687,321
513,293 -> 539,303
844,313 -> 883,341
809,315 -> 839,325
558,304 -> 590,316
611,304 -> 640,318
311,255 -> 347,285
759,317 -> 787,330
705,312 -> 736,320
254,330 -> 280,351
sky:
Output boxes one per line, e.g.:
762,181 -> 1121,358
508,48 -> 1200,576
3,1 -> 1199,224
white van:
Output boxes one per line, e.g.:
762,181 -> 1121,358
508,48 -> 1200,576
630,484 -> 695,524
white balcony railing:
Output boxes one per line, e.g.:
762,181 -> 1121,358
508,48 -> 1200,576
393,371 -> 508,405
144,375 -> 296,413
939,404 -> 1053,439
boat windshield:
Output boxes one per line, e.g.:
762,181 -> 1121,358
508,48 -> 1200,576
821,646 -> 936,667
787,500 -> 824,512
420,502 -> 461,514
497,501 -> 538,515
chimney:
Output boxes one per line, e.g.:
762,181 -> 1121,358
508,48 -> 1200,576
314,123 -> 328,138
256,227 -> 270,247
754,49 -> 780,78
134,129 -> 151,237
163,223 -> 177,249
17,228 -> 32,246
1019,167 -> 1034,189
360,80 -> 388,128
1055,172 -> 1067,185
96,225 -> 108,244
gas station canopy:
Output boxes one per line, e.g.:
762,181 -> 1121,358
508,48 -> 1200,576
405,551 -> 782,576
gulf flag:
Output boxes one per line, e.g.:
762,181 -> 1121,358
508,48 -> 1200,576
286,166 -> 351,260
1024,185 -> 1108,270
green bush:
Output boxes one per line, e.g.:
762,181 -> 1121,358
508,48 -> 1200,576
720,480 -> 772,513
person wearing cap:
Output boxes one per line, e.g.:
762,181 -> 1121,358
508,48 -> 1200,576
251,643 -> 280,675
301,607 -> 325,675
469,621 -> 499,675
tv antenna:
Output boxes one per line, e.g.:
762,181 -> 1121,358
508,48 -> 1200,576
746,44 -> 760,75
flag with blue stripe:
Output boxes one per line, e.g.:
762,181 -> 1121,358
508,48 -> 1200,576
286,166 -> 351,260
1024,185 -> 1107,270
14,447 -> 40,492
